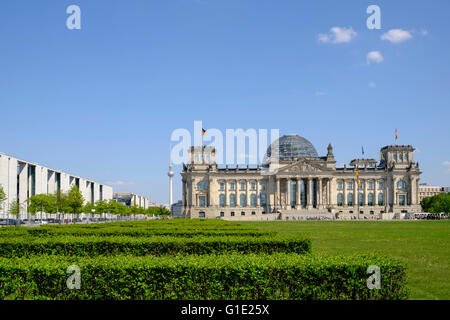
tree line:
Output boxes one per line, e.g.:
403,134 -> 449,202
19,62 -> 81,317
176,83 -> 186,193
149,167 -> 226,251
420,192 -> 450,214
0,185 -> 170,217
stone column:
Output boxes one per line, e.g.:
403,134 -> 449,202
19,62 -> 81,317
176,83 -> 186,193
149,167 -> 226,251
208,178 -> 214,207
246,180 -> 250,208
256,179 -> 259,207
353,178 -> 358,207
393,177 -> 397,206
318,178 -> 323,209
326,178 -> 330,207
225,180 -> 228,207
410,177 -> 415,205
286,178 -> 290,209
276,178 -> 280,209
296,178 -> 301,209
267,176 -> 273,211
363,179 -> 367,207
343,179 -> 347,207
329,178 -> 336,207
307,178 -> 313,209
374,178 -> 377,206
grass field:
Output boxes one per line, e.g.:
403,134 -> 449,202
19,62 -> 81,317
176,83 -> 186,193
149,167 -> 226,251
244,220 -> 449,300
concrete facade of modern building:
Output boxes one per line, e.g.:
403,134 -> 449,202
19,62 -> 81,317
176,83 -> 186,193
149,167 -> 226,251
181,135 -> 422,221
113,192 -> 150,209
419,184 -> 449,202
0,152 -> 113,216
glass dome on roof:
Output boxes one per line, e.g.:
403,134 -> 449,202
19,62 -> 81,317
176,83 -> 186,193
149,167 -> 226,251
265,135 -> 319,160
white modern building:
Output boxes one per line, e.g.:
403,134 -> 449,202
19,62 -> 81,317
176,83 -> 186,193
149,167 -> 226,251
0,152 -> 113,216
113,192 -> 150,209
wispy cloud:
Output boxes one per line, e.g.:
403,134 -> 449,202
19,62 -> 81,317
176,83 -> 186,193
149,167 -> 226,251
318,27 -> 357,44
315,91 -> 327,96
443,161 -> 450,174
419,29 -> 428,36
367,51 -> 384,64
368,81 -> 376,88
104,180 -> 136,186
381,29 -> 413,43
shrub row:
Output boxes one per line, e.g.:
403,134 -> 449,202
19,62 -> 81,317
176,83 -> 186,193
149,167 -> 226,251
0,235 -> 311,257
0,228 -> 272,238
0,253 -> 408,300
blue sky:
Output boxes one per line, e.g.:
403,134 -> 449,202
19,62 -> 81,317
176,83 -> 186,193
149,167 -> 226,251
1,0 -> 449,204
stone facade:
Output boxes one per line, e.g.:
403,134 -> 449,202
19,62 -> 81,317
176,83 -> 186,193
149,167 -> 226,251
181,135 -> 422,220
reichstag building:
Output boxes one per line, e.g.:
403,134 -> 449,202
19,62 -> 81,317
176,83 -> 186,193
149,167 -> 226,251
181,135 -> 422,220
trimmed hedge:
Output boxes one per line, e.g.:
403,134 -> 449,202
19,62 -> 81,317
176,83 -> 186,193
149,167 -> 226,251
0,228 -> 272,238
0,235 -> 311,257
0,254 -> 408,300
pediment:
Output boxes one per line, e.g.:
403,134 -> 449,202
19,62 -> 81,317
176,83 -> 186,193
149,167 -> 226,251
277,159 -> 326,175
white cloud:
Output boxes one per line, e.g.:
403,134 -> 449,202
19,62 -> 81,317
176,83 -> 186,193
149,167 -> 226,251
368,82 -> 376,88
318,27 -> 357,44
443,161 -> 450,174
420,29 -> 428,36
315,91 -> 327,96
381,29 -> 413,43
104,180 -> 135,186
367,51 -> 384,64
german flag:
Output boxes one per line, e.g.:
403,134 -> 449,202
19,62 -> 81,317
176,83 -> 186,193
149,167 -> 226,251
356,167 -> 360,185
202,128 -> 207,136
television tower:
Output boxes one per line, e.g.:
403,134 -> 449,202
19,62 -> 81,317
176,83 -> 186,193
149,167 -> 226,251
168,147 -> 174,207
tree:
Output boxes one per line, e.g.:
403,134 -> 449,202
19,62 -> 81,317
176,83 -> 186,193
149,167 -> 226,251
66,186 -> 84,214
421,193 -> 450,214
54,191 -> 69,214
27,194 -> 54,215
8,198 -> 23,224
0,185 -> 6,205
83,202 -> 95,214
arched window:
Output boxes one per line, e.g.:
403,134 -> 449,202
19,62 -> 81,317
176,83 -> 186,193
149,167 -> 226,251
337,193 -> 343,206
397,180 -> 406,189
347,193 -> 353,206
197,181 -> 207,190
260,194 -> 267,207
219,194 -> 225,207
359,193 -> 364,206
368,193 -> 374,206
378,193 -> 384,206
250,194 -> 257,207
230,194 -> 236,207
240,194 -> 246,207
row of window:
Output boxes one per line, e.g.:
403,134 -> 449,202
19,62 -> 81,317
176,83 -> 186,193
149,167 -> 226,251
337,193 -> 384,206
219,182 -> 266,191
218,193 -> 267,207
337,180 -> 383,190
197,181 -> 267,191
219,211 -> 257,217
393,153 -> 409,161
337,180 -> 407,190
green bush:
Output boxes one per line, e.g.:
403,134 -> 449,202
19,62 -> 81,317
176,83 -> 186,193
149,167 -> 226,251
0,254 -> 408,300
0,235 -> 311,257
0,228 -> 272,238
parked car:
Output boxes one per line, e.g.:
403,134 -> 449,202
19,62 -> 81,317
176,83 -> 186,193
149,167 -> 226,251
0,218 -> 24,225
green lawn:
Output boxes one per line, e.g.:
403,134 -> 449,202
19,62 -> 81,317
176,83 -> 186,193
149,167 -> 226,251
243,220 -> 449,300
